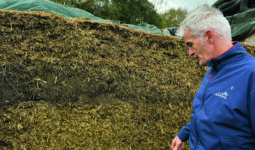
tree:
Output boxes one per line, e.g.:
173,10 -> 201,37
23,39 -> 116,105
160,8 -> 187,29
50,0 -> 162,28
50,0 -> 76,7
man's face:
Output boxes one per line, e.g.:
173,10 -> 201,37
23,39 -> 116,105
184,30 -> 212,66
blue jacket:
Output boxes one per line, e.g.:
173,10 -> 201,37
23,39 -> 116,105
177,42 -> 255,149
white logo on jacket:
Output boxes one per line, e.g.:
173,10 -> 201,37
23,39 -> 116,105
215,92 -> 228,100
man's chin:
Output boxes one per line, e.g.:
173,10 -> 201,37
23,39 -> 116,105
199,61 -> 207,66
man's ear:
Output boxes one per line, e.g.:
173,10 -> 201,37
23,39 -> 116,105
204,30 -> 214,43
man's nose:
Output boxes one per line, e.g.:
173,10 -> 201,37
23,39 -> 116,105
189,48 -> 194,56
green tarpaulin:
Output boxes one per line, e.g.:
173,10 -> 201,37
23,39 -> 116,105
0,0 -> 163,35
213,0 -> 255,41
226,9 -> 255,41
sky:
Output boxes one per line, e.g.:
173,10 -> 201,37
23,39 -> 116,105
148,0 -> 217,14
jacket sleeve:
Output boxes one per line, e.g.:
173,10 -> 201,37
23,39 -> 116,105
177,122 -> 191,142
249,73 -> 255,136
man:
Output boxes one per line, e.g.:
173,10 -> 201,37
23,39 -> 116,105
171,5 -> 255,150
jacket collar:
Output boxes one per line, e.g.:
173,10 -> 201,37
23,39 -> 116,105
206,42 -> 247,71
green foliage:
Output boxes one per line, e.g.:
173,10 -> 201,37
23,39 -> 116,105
75,0 -> 111,19
50,0 -> 162,28
160,8 -> 187,29
49,0 -> 186,29
50,0 -> 76,7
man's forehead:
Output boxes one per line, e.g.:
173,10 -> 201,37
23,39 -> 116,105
184,30 -> 198,44
184,30 -> 191,40
184,34 -> 192,44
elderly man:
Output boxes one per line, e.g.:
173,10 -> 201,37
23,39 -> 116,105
171,5 -> 255,150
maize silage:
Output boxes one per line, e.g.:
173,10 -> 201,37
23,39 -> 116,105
0,10 -> 255,149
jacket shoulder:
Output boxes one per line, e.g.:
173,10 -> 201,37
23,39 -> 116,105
245,55 -> 255,71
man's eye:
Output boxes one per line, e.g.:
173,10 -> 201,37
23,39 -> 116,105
187,43 -> 193,47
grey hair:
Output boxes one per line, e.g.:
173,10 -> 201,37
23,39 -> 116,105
177,4 -> 232,41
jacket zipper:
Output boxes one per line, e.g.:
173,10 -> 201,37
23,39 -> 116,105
194,68 -> 214,149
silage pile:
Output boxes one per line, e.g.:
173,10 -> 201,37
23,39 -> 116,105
0,10 -> 254,149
